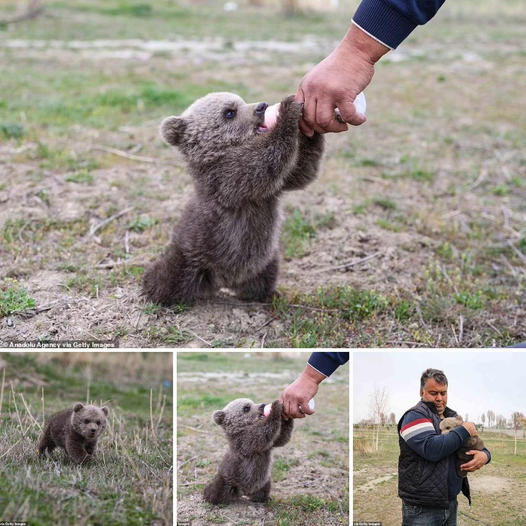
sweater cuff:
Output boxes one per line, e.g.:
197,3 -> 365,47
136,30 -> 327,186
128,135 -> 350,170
308,353 -> 337,377
352,0 -> 418,50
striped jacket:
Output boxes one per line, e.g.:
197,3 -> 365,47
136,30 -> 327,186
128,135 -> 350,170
397,400 -> 473,508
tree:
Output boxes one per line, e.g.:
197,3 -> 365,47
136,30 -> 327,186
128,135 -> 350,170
389,412 -> 396,426
496,414 -> 506,429
481,413 -> 485,426
486,410 -> 495,428
512,412 -> 525,455
369,387 -> 389,452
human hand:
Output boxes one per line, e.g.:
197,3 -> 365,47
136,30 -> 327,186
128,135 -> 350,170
279,367 -> 321,420
460,450 -> 488,472
295,24 -> 388,136
462,422 -> 478,437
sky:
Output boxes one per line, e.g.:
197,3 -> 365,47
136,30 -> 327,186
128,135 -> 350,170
353,350 -> 526,425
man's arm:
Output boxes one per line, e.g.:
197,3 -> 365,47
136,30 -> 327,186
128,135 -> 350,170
400,411 -> 471,462
352,0 -> 447,50
296,0 -> 448,135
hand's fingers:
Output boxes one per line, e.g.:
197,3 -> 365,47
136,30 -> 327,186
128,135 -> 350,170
294,87 -> 305,104
316,99 -> 348,133
299,118 -> 315,137
302,96 -> 317,133
291,399 -> 306,419
338,99 -> 367,126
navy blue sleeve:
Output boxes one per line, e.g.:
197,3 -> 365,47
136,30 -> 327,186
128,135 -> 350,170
400,410 -> 471,462
353,0 -> 447,49
308,352 -> 349,377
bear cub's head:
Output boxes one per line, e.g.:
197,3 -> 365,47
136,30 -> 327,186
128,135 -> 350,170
71,403 -> 109,440
439,415 -> 464,434
213,398 -> 266,435
160,92 -> 272,161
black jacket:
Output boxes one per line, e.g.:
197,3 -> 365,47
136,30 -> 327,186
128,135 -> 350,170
397,400 -> 471,508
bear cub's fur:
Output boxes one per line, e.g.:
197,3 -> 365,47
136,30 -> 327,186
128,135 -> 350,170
439,415 -> 485,477
142,92 -> 324,306
203,398 -> 293,504
38,403 -> 109,465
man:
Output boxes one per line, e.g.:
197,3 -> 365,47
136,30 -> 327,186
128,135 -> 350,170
398,368 -> 491,526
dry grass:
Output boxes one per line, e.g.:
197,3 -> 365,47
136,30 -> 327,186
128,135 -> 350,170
0,353 -> 173,525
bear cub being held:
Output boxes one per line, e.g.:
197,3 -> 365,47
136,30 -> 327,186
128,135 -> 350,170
142,92 -> 324,306
439,415 -> 485,477
38,403 -> 109,465
204,398 -> 293,504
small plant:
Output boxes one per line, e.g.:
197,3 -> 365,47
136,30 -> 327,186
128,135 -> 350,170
65,169 -> 94,184
493,184 -> 510,196
282,209 -> 335,259
127,215 -> 159,233
394,299 -> 413,321
454,291 -> 484,309
0,279 -> 36,317
436,242 -> 454,260
0,122 -> 25,139
372,197 -> 396,210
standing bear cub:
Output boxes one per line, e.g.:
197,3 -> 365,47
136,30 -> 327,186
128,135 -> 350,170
142,92 -> 324,306
38,403 -> 108,465
203,398 -> 293,504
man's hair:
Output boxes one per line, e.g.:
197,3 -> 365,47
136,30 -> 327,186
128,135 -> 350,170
420,368 -> 448,391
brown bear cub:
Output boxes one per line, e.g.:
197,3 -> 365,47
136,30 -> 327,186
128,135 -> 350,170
439,415 -> 485,477
142,92 -> 324,306
38,403 -> 109,465
203,398 -> 293,504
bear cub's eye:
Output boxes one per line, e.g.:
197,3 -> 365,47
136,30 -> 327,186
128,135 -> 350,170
243,405 -> 250,413
224,109 -> 237,120
84,419 -> 90,424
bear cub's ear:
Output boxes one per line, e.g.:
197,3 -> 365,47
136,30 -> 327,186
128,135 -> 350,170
73,403 -> 84,412
213,410 -> 225,425
101,406 -> 109,417
160,116 -> 186,146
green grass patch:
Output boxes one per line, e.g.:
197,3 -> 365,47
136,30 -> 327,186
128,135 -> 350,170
0,353 -> 172,525
282,208 -> 335,258
454,291 -> 485,309
65,169 -> 94,184
0,122 -> 25,139
0,279 -> 36,317
127,215 -> 159,233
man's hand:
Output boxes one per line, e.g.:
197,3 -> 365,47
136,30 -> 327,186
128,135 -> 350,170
279,365 -> 323,420
295,24 -> 389,137
460,450 -> 488,472
462,422 -> 478,436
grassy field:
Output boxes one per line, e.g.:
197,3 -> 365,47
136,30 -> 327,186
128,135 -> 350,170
0,352 -> 173,525
354,427 -> 526,525
0,0 -> 524,346
177,351 -> 349,525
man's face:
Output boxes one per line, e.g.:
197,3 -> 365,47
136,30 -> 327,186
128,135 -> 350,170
420,378 -> 448,416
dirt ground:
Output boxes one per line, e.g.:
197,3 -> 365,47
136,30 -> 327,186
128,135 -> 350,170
0,3 -> 524,347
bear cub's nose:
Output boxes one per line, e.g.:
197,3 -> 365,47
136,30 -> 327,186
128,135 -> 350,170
255,102 -> 268,116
